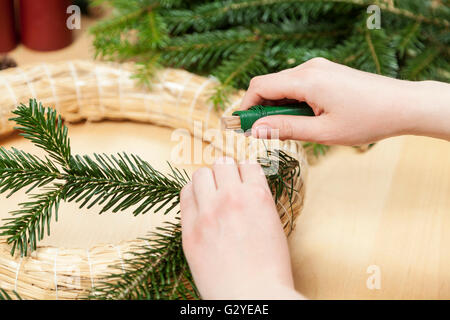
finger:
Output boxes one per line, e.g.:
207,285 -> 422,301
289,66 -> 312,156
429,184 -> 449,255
239,72 -> 308,110
238,161 -> 268,187
192,167 -> 217,212
251,114 -> 330,142
212,157 -> 241,188
180,182 -> 197,231
267,98 -> 300,106
259,98 -> 300,106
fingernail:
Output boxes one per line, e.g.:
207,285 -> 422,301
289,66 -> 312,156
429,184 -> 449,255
252,125 -> 272,139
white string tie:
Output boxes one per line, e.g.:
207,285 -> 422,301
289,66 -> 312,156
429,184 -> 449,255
17,67 -> 37,99
53,248 -> 59,300
1,75 -> 18,104
0,75 -> 17,130
86,249 -> 95,289
68,62 -> 82,110
118,65 -> 124,112
42,63 -> 60,112
115,246 -> 126,273
188,77 -> 214,121
94,66 -> 105,116
14,258 -> 23,292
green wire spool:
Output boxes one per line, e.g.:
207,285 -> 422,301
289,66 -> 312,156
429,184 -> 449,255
232,103 -> 315,131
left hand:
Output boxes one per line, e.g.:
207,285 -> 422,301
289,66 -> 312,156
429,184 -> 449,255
180,157 -> 303,300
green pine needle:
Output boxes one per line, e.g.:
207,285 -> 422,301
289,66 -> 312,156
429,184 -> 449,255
11,100 -> 72,169
0,288 -> 22,300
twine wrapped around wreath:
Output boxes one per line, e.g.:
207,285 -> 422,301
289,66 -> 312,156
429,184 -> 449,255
0,60 -> 307,299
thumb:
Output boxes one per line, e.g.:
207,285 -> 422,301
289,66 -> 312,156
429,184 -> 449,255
251,115 -> 329,142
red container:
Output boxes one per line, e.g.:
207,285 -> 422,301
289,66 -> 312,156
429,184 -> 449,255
0,0 -> 17,53
20,0 -> 73,51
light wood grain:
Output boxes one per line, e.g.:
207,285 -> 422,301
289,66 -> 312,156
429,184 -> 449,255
7,16 -> 450,300
290,136 -> 450,299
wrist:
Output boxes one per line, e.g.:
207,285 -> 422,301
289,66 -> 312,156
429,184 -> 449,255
232,285 -> 304,300
396,80 -> 450,140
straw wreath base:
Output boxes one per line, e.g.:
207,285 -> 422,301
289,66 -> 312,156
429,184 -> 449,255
0,60 -> 308,299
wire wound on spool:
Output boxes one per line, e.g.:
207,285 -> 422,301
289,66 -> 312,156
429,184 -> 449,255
232,103 -> 315,132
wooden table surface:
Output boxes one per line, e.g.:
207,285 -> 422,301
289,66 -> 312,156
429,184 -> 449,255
5,16 -> 450,300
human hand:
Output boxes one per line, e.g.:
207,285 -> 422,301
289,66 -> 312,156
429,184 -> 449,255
240,57 -> 450,145
180,157 -> 303,300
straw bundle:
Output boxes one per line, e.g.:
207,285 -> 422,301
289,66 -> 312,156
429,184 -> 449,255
0,60 -> 307,299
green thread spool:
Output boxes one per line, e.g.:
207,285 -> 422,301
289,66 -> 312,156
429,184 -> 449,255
232,103 -> 315,131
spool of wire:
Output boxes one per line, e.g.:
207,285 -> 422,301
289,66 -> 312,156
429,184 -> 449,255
232,103 -> 315,131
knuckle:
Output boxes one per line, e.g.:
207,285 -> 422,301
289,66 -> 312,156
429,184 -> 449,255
192,167 -> 210,180
218,189 -> 244,211
280,118 -> 294,139
182,229 -> 202,253
189,213 -> 219,240
314,129 -> 335,145
198,214 -> 219,230
249,75 -> 263,88
304,57 -> 329,68
179,183 -> 191,200
298,68 -> 321,84
251,184 -> 273,202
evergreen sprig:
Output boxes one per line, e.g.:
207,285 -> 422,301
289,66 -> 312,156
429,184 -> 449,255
11,100 -> 72,169
91,0 -> 449,156
90,220 -> 199,300
92,0 -> 449,108
0,100 -> 189,256
0,147 -> 60,197
0,100 -> 302,299
0,288 -> 21,300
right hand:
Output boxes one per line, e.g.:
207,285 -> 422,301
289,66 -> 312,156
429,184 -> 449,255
240,57 -> 450,145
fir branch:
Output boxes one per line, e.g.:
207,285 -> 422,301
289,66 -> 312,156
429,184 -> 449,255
365,29 -> 382,74
163,28 -> 256,71
0,150 -> 189,256
0,147 -> 61,197
11,100 -> 72,169
132,53 -> 163,87
165,0 -> 448,31
0,187 -> 63,256
92,0 -> 449,109
165,0 -> 345,32
395,21 -> 424,58
215,43 -> 266,88
0,101 -> 189,256
378,1 -> 449,28
400,47 -> 445,80
90,220 -> 199,300
210,41 -> 266,108
332,27 -> 399,77
64,154 -> 189,216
